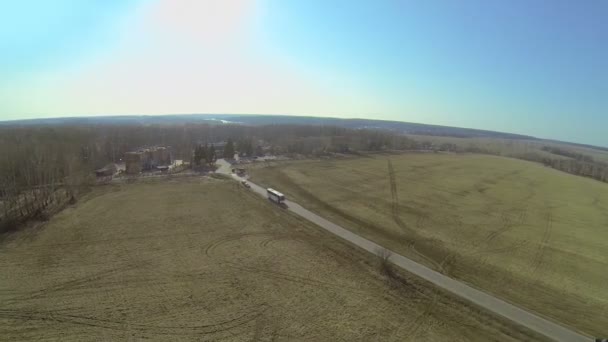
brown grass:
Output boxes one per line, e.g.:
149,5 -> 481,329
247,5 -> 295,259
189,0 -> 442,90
249,153 -> 608,337
0,177 -> 545,341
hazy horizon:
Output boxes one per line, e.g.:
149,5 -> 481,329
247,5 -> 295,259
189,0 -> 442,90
1,0 -> 606,146
5,112 -> 605,148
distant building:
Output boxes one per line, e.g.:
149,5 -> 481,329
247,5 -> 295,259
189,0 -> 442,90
151,147 -> 171,167
170,160 -> 184,170
115,163 -> 126,174
125,152 -> 143,175
213,141 -> 227,154
124,146 -> 172,175
95,163 -> 118,177
197,141 -> 227,156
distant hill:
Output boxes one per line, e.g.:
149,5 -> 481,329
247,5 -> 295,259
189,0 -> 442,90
0,114 -> 227,127
1,113 -> 537,140
9,113 -> 607,150
219,115 -> 537,140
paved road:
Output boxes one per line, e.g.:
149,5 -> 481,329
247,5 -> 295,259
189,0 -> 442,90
215,159 -> 233,175
215,159 -> 592,342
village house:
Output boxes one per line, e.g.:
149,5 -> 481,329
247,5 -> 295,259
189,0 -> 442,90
125,146 -> 172,175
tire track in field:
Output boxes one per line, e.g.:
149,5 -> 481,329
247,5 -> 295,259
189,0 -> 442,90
203,233 -> 368,295
3,264 -> 136,305
461,204 -> 529,264
203,232 -> 274,257
387,159 -> 448,275
530,209 -> 552,274
467,239 -> 529,258
383,261 -> 444,340
483,208 -> 526,244
387,159 -> 400,224
384,169 -> 534,340
468,169 -> 534,258
386,159 -> 447,337
259,235 -> 307,248
402,291 -> 439,339
590,195 -> 608,226
408,243 -> 447,274
0,305 -> 267,337
222,262 -> 367,295
202,232 -> 307,258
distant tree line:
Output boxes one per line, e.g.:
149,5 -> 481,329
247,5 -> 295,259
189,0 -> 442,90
0,127 -> 94,233
404,140 -> 608,182
491,150 -> 607,183
475,145 -> 608,183
537,157 -> 608,182
541,146 -> 594,162
0,123 -> 423,232
421,138 -> 608,184
536,146 -> 608,182
3,122 -> 606,233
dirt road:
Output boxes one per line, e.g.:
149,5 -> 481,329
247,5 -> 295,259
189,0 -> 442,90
216,159 -> 592,342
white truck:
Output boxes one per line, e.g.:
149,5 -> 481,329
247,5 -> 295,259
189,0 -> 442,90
266,188 -> 285,204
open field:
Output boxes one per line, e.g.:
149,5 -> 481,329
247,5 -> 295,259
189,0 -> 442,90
248,153 -> 608,336
0,177 -> 542,341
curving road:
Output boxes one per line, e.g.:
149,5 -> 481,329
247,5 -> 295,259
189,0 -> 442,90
215,159 -> 592,342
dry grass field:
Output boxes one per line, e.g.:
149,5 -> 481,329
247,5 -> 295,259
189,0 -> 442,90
248,153 -> 608,337
0,177 -> 543,341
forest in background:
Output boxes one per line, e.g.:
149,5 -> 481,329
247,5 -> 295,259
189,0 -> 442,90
2,121 -> 607,234
411,134 -> 608,184
0,123 -> 418,233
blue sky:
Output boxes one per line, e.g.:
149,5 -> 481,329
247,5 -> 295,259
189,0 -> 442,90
0,0 -> 606,146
